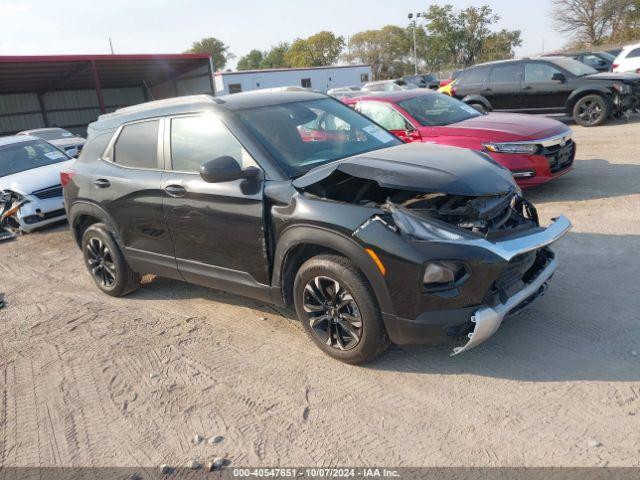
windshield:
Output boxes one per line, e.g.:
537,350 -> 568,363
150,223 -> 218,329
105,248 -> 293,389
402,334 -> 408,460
548,57 -> 597,76
29,128 -> 76,141
234,98 -> 401,177
398,93 -> 482,126
0,140 -> 69,177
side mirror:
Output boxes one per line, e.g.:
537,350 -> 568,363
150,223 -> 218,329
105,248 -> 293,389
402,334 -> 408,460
200,156 -> 260,183
66,148 -> 79,158
552,72 -> 566,83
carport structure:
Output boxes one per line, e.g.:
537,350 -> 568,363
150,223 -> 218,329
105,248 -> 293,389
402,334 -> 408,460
0,54 -> 215,136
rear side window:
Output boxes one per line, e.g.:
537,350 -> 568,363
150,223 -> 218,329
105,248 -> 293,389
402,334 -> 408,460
489,64 -> 520,83
627,48 -> 640,58
170,114 -> 253,172
458,67 -> 489,85
113,120 -> 159,169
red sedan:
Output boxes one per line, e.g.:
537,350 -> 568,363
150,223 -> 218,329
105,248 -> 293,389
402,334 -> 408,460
343,90 -> 575,187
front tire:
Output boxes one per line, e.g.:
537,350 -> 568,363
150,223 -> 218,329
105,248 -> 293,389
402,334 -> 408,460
293,254 -> 389,364
573,94 -> 609,127
82,223 -> 141,297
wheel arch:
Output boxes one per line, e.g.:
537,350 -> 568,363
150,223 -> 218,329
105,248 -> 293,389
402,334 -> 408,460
461,95 -> 493,112
566,87 -> 612,115
68,201 -> 123,250
272,225 -> 395,316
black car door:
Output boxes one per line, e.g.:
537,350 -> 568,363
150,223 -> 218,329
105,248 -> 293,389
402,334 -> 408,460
160,113 -> 271,300
91,118 -> 179,278
520,61 -> 574,112
484,63 -> 523,110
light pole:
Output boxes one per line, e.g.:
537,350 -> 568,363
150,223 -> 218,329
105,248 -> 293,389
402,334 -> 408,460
408,12 -> 422,75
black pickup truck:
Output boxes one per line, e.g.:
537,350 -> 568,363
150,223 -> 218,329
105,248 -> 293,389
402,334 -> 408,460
451,57 -> 640,126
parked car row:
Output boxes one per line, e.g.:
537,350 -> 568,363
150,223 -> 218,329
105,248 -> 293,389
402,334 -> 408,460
438,56 -> 640,127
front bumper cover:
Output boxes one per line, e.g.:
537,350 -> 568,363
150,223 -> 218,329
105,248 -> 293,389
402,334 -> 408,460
452,254 -> 558,355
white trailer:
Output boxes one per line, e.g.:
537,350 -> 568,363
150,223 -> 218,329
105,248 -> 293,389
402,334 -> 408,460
214,65 -> 372,96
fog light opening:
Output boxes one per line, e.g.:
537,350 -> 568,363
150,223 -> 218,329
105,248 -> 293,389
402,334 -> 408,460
422,261 -> 467,289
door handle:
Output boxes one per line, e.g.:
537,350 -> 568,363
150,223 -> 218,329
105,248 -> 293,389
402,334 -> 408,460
93,178 -> 111,189
523,85 -> 533,90
481,87 -> 492,92
164,184 -> 187,197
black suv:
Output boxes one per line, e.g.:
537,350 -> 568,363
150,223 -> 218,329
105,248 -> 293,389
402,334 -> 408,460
452,57 -> 640,126
63,92 -> 570,364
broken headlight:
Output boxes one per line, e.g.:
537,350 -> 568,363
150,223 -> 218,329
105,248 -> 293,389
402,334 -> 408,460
483,143 -> 538,155
612,83 -> 632,95
390,207 -> 467,241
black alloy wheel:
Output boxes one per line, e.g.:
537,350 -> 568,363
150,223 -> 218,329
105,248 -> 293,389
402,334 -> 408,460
85,237 -> 117,288
81,223 -> 141,297
302,276 -> 363,351
574,94 -> 609,127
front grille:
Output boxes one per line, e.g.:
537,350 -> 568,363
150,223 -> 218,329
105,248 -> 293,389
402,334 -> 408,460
32,185 -> 63,200
485,248 -> 552,306
541,139 -> 575,174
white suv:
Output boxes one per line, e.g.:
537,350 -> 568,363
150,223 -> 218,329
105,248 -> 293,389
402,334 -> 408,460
613,43 -> 640,74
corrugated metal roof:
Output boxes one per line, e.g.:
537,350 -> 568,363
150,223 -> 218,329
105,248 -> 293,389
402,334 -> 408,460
0,54 -> 212,93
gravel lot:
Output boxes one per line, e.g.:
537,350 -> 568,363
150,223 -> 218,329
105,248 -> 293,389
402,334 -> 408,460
1,118 -> 639,469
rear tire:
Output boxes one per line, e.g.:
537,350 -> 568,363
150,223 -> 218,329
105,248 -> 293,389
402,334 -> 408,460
469,102 -> 488,114
82,223 -> 141,297
573,94 -> 609,127
293,254 -> 390,364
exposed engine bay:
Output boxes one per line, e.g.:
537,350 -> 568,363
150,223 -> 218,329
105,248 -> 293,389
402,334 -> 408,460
297,170 -> 539,238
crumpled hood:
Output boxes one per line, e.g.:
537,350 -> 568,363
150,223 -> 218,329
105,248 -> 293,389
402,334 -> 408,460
437,112 -> 569,141
293,143 -> 516,197
0,159 -> 74,196
584,72 -> 640,82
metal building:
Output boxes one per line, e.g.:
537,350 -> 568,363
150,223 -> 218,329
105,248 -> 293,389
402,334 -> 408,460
214,65 -> 372,96
0,54 -> 215,137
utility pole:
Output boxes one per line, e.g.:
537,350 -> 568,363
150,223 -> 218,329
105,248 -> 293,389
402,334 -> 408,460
408,13 -> 422,75
109,38 -> 114,54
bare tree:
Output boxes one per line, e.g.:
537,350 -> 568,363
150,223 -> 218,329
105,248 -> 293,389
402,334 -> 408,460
552,0 -> 634,47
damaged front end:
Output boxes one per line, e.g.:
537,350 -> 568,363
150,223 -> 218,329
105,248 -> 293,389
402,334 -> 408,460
292,147 -> 571,354
0,190 -> 27,240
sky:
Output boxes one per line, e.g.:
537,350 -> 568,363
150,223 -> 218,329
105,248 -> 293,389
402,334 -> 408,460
0,0 -> 567,69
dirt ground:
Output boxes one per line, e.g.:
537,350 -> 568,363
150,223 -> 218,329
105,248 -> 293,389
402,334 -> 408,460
1,118 -> 639,470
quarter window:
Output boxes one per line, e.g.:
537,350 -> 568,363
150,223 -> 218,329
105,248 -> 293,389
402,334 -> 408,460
458,67 -> 489,85
170,114 -> 254,173
489,64 -> 520,83
524,63 -> 563,82
357,102 -> 408,131
113,120 -> 159,169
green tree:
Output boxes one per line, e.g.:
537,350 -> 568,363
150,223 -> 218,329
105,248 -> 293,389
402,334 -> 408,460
260,43 -> 291,69
186,37 -> 234,71
285,31 -> 345,67
423,4 -> 522,68
237,49 -> 264,70
345,25 -> 412,79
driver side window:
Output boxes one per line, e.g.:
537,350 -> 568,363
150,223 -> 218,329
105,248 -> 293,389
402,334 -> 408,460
357,102 -> 408,131
170,114 -> 256,172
